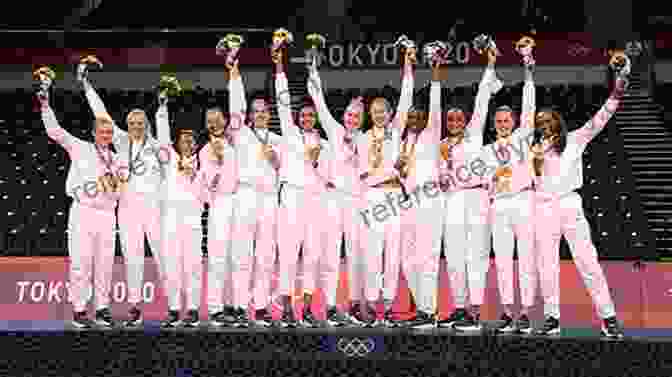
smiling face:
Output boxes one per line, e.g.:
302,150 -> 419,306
369,98 -> 390,129
300,105 -> 317,130
494,110 -> 514,139
206,109 -> 226,138
94,113 -> 114,146
252,99 -> 271,129
445,109 -> 465,137
407,108 -> 427,132
177,131 -> 195,156
126,110 -> 147,141
535,111 -> 562,141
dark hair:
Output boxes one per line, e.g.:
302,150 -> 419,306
173,129 -> 201,172
536,108 -> 568,154
246,92 -> 271,125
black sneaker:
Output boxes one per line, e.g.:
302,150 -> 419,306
384,310 -> 405,328
280,310 -> 298,328
515,314 -> 532,334
234,307 -> 265,328
601,317 -> 624,339
209,310 -> 236,327
365,319 -> 386,328
495,313 -> 516,334
71,311 -> 95,329
534,316 -> 560,336
161,310 -> 181,328
408,311 -> 435,328
94,308 -> 116,328
437,308 -> 467,328
299,309 -> 318,328
453,312 -> 482,332
123,307 -> 142,327
328,307 -> 362,327
232,306 -> 245,319
182,309 -> 200,328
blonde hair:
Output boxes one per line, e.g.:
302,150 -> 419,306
126,108 -> 149,124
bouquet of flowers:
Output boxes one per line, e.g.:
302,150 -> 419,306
305,33 -> 326,68
305,33 -> 326,50
158,75 -> 182,98
608,50 -> 631,77
515,35 -> 536,67
394,34 -> 416,50
423,41 -> 448,66
272,28 -> 294,52
472,34 -> 501,56
216,34 -> 245,66
32,66 -> 56,100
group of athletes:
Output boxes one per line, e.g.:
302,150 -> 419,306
33,30 -> 630,339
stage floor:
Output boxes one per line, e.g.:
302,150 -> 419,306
3,321 -> 672,377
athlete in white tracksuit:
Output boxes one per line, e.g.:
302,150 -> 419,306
155,91 -> 207,328
39,75 -> 119,328
435,49 -> 502,329
80,66 -> 164,327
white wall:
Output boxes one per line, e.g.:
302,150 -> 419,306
0,65 -> 609,91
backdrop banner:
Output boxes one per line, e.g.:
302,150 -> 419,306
0,257 -> 657,329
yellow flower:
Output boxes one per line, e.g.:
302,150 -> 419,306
273,28 -> 294,44
159,75 -> 182,96
306,33 -> 326,49
515,36 -> 536,50
224,34 -> 244,48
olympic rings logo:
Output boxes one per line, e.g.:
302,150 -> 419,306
336,337 -> 375,357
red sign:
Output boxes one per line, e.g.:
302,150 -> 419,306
0,257 -> 657,329
3,32 -> 613,69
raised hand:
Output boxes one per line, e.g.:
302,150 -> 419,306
609,51 -> 631,78
217,34 -> 244,70
157,75 -> 181,106
33,66 -> 55,104
405,46 -> 417,66
77,55 -> 102,83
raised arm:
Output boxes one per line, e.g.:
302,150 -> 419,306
156,98 -> 171,147
466,50 -> 501,140
41,100 -> 86,156
307,62 -> 340,142
392,61 -> 415,136
520,63 -> 536,131
427,78 -> 442,144
81,77 -> 126,146
228,61 -> 246,133
274,51 -> 301,142
571,73 -> 628,147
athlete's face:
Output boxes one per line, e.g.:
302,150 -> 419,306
344,107 -> 362,130
369,98 -> 390,129
300,106 -> 317,130
494,110 -> 514,139
445,110 -> 465,136
127,111 -> 146,141
206,110 -> 226,138
535,111 -> 560,140
94,115 -> 114,146
252,99 -> 271,129
407,109 -> 427,132
177,132 -> 195,156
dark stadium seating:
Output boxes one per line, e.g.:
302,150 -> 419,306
0,82 -> 648,260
